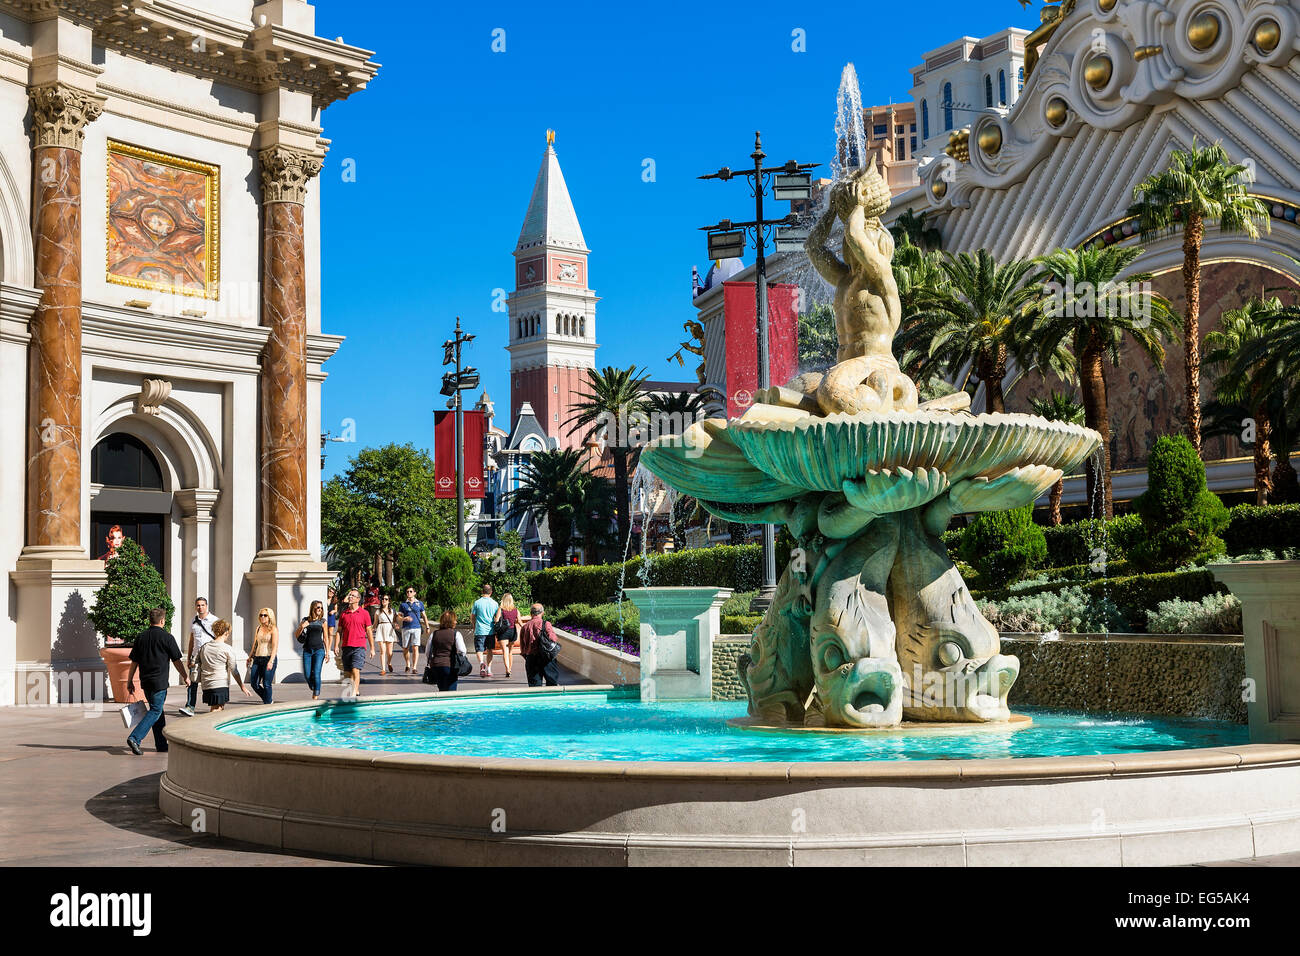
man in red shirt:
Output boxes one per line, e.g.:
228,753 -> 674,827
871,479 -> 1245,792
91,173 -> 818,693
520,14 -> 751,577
332,587 -> 374,699
517,603 -> 561,688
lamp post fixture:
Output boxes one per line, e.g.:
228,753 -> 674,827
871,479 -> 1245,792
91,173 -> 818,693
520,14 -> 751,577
440,316 -> 479,551
698,131 -> 818,610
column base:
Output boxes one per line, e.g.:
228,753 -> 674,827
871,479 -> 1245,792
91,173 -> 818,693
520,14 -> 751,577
624,587 -> 732,702
7,547 -> 107,706
244,551 -> 338,684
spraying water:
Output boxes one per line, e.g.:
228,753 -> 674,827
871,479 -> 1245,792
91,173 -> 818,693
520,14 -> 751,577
832,63 -> 868,179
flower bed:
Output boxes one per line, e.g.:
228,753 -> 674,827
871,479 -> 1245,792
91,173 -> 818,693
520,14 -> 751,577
555,623 -> 639,657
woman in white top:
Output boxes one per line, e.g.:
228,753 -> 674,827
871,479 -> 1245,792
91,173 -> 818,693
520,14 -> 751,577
373,594 -> 398,675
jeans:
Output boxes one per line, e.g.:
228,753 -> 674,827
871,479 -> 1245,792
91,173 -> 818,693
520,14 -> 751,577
525,655 -> 558,687
249,656 -> 277,704
129,688 -> 170,750
302,648 -> 325,696
185,673 -> 199,710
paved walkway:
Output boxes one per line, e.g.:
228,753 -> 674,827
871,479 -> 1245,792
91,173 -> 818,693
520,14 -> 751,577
1,651 -> 1296,867
0,649 -> 565,866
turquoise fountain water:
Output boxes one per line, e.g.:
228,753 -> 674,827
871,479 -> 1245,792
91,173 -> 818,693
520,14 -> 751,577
222,694 -> 1246,762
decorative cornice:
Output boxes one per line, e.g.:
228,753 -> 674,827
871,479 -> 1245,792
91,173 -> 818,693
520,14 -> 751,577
28,82 -> 104,149
259,144 -> 322,205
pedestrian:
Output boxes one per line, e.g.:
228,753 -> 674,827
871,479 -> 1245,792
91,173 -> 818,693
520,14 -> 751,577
180,596 -> 217,716
493,592 -> 520,678
125,607 -> 189,755
198,619 -> 252,711
295,600 -> 328,700
518,602 -> 561,687
364,575 -> 381,627
332,588 -> 373,699
398,585 -> 428,674
246,607 -> 279,704
424,609 -> 467,692
373,593 -> 398,675
471,583 -> 499,678
326,586 -> 339,648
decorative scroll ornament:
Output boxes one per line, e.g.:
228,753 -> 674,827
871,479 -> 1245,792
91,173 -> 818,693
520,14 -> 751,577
136,378 -> 171,416
258,145 -> 324,204
29,83 -> 104,150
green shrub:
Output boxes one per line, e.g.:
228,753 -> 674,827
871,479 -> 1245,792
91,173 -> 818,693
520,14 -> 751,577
979,585 -> 1128,634
1129,435 -> 1229,571
1039,514 -> 1142,568
474,531 -> 531,608
1223,504 -> 1300,555
958,506 -> 1048,588
427,547 -> 479,612
722,614 -> 763,635
87,537 -> 175,644
1147,594 -> 1242,635
721,590 -> 758,617
553,601 -> 639,641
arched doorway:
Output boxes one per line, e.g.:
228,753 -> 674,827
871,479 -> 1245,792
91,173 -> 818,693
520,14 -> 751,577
90,433 -> 168,574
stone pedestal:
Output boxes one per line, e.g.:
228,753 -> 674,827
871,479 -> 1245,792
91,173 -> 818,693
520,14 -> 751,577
245,551 -> 338,684
1212,560 -> 1300,743
8,548 -> 106,705
624,587 -> 731,702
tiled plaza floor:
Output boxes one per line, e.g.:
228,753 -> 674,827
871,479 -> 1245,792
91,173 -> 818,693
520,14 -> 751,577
1,653 -> 1296,867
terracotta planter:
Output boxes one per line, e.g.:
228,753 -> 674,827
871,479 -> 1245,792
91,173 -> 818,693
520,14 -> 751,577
99,646 -> 143,703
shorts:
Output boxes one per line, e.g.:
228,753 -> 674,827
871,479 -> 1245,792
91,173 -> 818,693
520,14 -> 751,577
400,629 -> 422,649
202,687 -> 229,707
342,645 -> 368,671
474,633 -> 492,652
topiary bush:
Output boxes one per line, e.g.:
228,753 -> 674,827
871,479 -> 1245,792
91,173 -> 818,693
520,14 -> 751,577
87,537 -> 175,645
426,547 -> 479,613
1129,435 -> 1229,571
1222,504 -> 1300,556
958,506 -> 1048,588
1039,514 -> 1143,569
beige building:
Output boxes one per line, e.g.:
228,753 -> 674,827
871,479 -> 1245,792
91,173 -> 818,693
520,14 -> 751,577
862,103 -> 920,195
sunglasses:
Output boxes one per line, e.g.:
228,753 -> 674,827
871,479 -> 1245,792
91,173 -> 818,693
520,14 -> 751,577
259,613 -> 268,618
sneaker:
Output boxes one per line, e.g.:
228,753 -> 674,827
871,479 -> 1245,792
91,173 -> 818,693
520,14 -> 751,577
179,706 -> 195,717
126,737 -> 142,756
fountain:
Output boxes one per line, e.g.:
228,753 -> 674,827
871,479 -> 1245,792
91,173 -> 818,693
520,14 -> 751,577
640,162 -> 1098,729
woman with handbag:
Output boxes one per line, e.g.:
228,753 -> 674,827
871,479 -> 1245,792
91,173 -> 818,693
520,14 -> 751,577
246,608 -> 279,704
493,593 -> 520,678
423,610 -> 468,692
295,601 -> 328,700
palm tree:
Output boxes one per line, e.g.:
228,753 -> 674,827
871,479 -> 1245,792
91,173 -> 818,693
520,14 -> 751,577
572,470 -> 617,564
1129,138 -> 1270,453
892,238 -> 950,327
1229,299 -> 1300,502
1027,391 -> 1085,525
1204,298 -> 1287,503
797,302 -> 838,371
566,365 -> 650,547
645,390 -> 706,437
1030,244 -> 1177,517
895,249 -> 1042,413
505,448 -> 587,565
890,208 -> 942,251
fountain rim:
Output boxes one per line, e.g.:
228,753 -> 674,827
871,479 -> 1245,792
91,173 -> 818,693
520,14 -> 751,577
726,409 -> 1101,438
171,684 -> 1300,781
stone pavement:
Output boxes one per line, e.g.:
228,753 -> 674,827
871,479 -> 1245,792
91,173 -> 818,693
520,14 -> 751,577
0,648 -> 570,866
0,650 -> 1296,867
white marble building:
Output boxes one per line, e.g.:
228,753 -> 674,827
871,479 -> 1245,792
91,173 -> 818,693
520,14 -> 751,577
0,1 -> 377,703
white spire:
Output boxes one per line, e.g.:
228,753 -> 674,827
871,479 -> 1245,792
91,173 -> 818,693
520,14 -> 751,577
516,132 -> 587,253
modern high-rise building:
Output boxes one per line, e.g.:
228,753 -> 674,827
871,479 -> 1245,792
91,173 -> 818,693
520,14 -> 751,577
506,132 -> 599,450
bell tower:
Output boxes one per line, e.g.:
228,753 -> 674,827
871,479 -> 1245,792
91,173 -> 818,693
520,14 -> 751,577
507,130 -> 598,450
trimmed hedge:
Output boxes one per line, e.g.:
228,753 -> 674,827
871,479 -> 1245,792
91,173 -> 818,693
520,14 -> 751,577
958,506 -> 1047,588
1040,514 -> 1142,568
527,543 -> 788,610
1223,504 -> 1300,555
722,614 -> 763,635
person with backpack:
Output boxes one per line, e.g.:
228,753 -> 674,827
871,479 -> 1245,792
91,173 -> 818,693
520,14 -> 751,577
180,596 -> 218,716
518,603 -> 561,687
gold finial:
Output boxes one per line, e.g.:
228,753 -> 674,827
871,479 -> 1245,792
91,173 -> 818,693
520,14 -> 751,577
546,129 -> 555,145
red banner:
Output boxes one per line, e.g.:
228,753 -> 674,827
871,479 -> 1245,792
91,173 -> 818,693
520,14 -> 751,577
722,281 -> 800,419
434,409 -> 486,499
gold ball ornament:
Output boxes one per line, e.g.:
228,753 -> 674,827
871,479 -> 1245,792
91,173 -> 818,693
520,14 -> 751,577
1188,11 -> 1221,51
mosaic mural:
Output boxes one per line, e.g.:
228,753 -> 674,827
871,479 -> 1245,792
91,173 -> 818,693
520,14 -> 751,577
1006,261 -> 1300,475
106,142 -> 219,299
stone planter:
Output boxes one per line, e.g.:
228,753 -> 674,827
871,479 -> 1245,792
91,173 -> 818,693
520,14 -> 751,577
98,645 -> 143,703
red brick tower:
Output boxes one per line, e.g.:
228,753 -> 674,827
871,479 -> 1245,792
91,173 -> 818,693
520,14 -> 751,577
507,130 -> 598,449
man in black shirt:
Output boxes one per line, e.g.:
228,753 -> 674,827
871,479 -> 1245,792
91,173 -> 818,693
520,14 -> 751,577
126,607 -> 189,755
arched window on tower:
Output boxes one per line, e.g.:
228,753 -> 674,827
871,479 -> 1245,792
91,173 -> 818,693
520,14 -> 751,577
921,100 -> 929,140
943,83 -> 953,131
580,317 -> 586,337
984,75 -> 993,107
1017,66 -> 1024,95
999,70 -> 1006,106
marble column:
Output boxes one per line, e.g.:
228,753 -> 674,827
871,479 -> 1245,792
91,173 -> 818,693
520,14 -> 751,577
26,83 -> 101,549
257,146 -> 320,554
176,488 -> 220,616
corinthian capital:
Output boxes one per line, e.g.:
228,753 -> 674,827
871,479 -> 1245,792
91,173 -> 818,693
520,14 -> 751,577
29,83 -> 104,150
258,145 -> 324,205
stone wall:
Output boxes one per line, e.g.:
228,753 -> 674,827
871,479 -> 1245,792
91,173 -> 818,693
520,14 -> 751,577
712,634 -> 1246,722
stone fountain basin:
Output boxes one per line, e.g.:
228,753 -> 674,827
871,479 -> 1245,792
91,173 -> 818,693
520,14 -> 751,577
159,686 -> 1300,866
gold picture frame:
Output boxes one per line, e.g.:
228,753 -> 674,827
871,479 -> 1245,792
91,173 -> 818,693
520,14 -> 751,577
106,141 -> 220,300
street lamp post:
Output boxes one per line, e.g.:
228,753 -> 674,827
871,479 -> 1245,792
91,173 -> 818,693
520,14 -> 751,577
440,316 -> 479,551
699,132 -> 817,610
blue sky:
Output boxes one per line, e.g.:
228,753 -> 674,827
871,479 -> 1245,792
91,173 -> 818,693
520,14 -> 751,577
312,1 -> 1041,480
